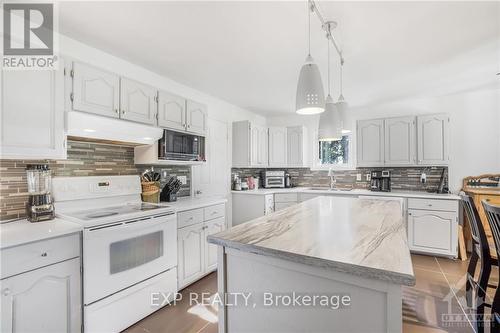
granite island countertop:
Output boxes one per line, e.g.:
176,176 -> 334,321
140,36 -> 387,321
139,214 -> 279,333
208,196 -> 415,286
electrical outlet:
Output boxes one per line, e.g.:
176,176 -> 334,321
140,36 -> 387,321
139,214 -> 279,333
420,173 -> 427,184
178,176 -> 187,185
366,173 -> 371,181
356,173 -> 362,181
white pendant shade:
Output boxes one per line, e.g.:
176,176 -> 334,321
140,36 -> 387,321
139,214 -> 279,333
336,94 -> 349,132
318,95 -> 342,141
295,55 -> 325,115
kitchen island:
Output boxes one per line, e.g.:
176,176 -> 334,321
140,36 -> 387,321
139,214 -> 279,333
208,196 -> 415,333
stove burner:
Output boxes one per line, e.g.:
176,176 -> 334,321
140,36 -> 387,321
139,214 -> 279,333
87,212 -> 120,219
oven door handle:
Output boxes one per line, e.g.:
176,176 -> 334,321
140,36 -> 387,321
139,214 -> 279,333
86,215 -> 174,233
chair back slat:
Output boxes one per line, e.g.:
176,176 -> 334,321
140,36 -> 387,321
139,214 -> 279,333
482,200 -> 500,261
461,194 -> 490,258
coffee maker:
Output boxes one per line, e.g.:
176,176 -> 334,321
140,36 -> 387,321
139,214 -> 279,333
370,170 -> 391,192
25,164 -> 55,222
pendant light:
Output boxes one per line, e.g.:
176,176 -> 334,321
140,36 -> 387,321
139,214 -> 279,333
318,22 -> 342,141
335,57 -> 349,132
295,1 -> 325,115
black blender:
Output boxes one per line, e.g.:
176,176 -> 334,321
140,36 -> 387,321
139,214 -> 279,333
25,164 -> 55,222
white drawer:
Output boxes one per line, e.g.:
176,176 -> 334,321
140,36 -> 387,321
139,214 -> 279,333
1,233 -> 80,279
178,208 -> 204,228
274,193 -> 298,203
204,204 -> 225,221
407,198 -> 458,212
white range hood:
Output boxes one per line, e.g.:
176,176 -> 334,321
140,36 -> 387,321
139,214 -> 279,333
67,111 -> 163,145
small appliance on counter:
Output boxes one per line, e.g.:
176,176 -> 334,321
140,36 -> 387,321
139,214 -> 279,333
232,175 -> 242,191
25,164 -> 55,222
370,170 -> 391,192
160,177 -> 182,202
261,170 -> 285,188
285,173 -> 292,188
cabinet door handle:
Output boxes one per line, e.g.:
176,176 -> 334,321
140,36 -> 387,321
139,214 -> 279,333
41,252 -> 48,257
121,110 -> 126,115
2,288 -> 10,296
115,109 -> 119,114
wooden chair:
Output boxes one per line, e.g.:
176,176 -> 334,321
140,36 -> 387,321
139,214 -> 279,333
461,194 -> 497,332
482,200 -> 500,333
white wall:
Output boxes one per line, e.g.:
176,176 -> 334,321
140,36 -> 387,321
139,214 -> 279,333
268,87 -> 500,193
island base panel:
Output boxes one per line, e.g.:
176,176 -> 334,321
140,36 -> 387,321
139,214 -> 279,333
218,247 -> 403,333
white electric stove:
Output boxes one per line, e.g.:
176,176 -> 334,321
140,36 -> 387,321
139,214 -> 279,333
52,175 -> 178,333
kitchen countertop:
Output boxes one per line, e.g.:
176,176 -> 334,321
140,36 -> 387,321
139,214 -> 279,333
160,196 -> 228,212
209,196 -> 415,286
0,218 -> 82,250
232,187 -> 461,200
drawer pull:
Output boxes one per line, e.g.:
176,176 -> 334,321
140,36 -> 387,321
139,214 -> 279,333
187,217 -> 193,221
2,288 -> 10,296
211,211 -> 217,215
41,252 -> 48,257
428,204 -> 433,207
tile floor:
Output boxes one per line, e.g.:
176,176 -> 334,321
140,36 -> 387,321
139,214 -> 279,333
124,254 -> 494,333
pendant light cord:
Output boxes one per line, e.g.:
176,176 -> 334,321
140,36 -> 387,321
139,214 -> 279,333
340,57 -> 344,95
308,1 -> 311,55
327,33 -> 330,95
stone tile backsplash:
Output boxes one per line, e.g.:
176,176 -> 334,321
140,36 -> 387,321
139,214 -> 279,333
232,166 -> 448,192
0,140 -> 190,221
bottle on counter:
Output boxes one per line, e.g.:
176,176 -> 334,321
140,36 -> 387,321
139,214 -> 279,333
285,173 -> 291,188
233,175 -> 242,191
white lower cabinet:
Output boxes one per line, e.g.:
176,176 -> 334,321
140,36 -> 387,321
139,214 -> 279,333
0,235 -> 81,333
205,217 -> 225,271
178,223 -> 205,288
407,198 -> 458,257
177,204 -> 226,289
232,193 -> 274,226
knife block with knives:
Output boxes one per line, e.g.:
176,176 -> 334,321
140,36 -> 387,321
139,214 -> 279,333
160,176 -> 182,202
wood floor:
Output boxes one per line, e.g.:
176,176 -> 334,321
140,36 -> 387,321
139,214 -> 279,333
124,254 -> 490,333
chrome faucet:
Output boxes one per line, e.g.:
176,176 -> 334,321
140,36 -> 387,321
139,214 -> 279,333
328,168 -> 336,190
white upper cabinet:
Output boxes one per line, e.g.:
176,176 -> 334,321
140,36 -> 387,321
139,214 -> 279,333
119,78 -> 157,125
268,127 -> 287,167
287,126 -> 307,167
357,113 -> 449,167
157,90 -> 186,131
186,100 -> 208,135
251,125 -> 268,167
417,114 -> 449,165
1,62 -> 66,160
357,119 -> 385,167
72,62 -> 120,118
384,116 -> 416,166
232,121 -> 268,167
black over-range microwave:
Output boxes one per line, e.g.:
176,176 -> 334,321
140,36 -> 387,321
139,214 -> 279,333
158,129 -> 206,162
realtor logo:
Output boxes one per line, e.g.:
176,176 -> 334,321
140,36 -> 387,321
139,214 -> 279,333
2,2 -> 58,70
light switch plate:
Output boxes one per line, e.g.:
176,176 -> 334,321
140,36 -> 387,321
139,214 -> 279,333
356,173 -> 362,181
178,176 -> 187,185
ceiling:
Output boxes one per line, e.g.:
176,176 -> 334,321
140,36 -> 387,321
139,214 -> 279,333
59,1 -> 499,115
